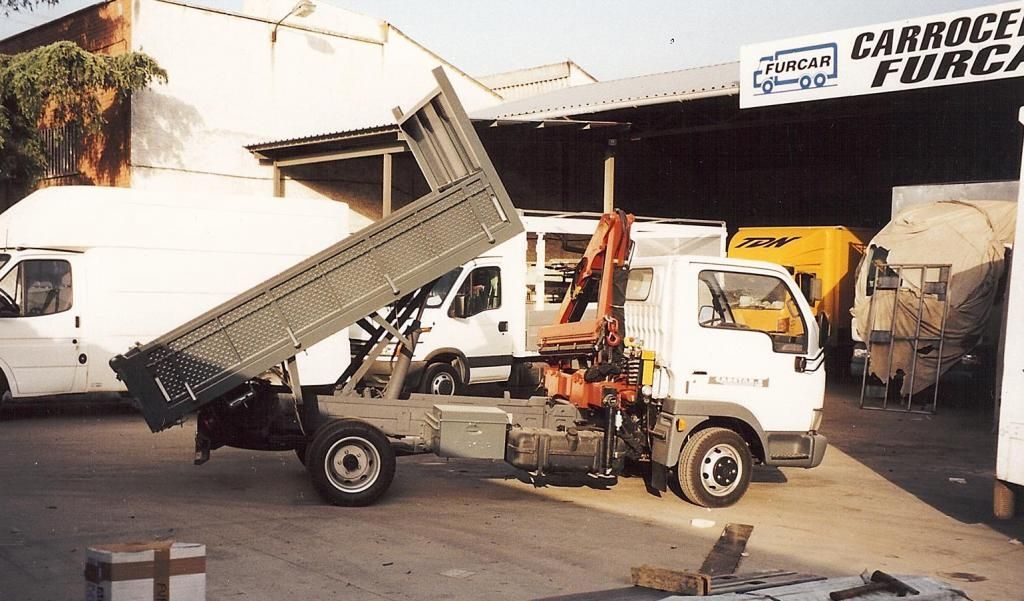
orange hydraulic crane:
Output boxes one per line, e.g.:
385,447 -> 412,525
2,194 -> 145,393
537,209 -> 651,410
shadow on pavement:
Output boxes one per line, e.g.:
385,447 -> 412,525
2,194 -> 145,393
0,394 -> 136,421
823,381 -> 1024,539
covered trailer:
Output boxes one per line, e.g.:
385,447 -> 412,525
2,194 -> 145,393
852,199 -> 1015,403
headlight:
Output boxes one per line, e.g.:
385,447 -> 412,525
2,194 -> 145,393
852,347 -> 869,359
641,385 -> 653,398
960,353 -> 980,367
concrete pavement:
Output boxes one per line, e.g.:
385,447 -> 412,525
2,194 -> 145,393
0,386 -> 1021,600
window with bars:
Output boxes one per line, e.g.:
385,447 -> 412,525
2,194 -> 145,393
39,124 -> 80,179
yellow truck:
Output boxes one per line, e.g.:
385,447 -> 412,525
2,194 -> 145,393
728,226 -> 872,375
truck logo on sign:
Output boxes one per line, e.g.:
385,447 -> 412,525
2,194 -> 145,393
734,236 -> 801,249
753,42 -> 839,94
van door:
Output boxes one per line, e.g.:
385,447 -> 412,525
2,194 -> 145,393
678,264 -> 824,432
0,256 -> 83,396
445,265 -> 513,383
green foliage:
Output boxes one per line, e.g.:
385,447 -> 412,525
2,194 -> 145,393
0,40 -> 167,192
3,0 -> 58,15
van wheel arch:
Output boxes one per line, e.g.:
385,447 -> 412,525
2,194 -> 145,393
421,350 -> 470,387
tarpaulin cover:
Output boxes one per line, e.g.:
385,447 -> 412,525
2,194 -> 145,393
852,200 -> 1015,395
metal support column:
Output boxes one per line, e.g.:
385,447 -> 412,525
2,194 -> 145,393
603,140 -> 617,213
382,152 -> 393,217
535,232 -> 546,310
272,165 -> 284,198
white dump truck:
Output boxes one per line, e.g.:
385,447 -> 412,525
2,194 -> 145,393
0,186 -> 350,405
110,69 -> 827,509
361,211 -> 728,395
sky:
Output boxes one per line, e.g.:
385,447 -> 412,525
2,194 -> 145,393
0,0 -> 1007,80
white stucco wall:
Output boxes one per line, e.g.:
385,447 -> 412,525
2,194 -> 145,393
129,0 -> 500,199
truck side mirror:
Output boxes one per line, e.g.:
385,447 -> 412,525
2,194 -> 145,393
810,277 -> 823,304
448,294 -> 467,319
796,273 -> 824,304
817,313 -> 831,349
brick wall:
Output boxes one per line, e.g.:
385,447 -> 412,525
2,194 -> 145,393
0,0 -> 133,206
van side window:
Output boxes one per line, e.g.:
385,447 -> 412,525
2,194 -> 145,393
452,267 -> 500,318
0,260 -> 73,318
697,270 -> 807,354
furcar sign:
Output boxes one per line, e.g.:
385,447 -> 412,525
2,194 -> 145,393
740,2 -> 1024,108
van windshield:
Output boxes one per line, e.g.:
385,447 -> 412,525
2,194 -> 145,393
427,267 -> 462,308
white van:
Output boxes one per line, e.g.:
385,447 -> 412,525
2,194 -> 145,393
0,186 -> 351,404
360,211 -> 727,395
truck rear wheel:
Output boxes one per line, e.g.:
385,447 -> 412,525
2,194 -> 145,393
307,419 -> 396,506
677,427 -> 752,508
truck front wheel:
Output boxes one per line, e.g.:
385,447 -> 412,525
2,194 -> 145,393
307,419 -> 396,506
677,427 -> 752,508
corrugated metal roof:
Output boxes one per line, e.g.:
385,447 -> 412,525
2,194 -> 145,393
248,63 -> 739,154
245,124 -> 398,152
471,62 -> 740,120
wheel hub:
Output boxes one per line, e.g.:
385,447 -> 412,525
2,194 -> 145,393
431,373 -> 455,395
326,436 -> 381,493
711,456 -> 738,486
700,445 -> 741,496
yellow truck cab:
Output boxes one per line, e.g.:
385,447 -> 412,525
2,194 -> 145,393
728,226 -> 872,375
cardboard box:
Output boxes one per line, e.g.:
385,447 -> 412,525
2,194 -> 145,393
85,541 -> 205,601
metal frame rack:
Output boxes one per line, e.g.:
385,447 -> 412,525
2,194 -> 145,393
859,262 -> 952,414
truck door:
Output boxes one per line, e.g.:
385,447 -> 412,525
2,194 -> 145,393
680,265 -> 824,432
0,256 -> 83,396
445,265 -> 513,383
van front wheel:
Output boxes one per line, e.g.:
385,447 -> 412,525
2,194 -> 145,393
419,363 -> 462,396
677,427 -> 752,508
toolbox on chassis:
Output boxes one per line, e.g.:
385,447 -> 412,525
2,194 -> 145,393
111,68 -> 827,509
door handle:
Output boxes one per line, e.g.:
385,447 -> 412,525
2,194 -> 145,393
691,370 -> 707,375
498,321 -> 509,332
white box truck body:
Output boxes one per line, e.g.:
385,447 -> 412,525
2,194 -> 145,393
0,186 -> 350,401
362,212 -> 727,394
994,108 -> 1024,517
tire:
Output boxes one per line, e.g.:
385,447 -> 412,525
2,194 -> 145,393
799,75 -> 812,89
814,72 -> 827,87
418,362 -> 462,396
761,80 -> 774,94
307,419 -> 396,507
0,388 -> 10,421
676,427 -> 752,508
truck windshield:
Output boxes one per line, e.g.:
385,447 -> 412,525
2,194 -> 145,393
0,254 -> 8,272
697,270 -> 808,354
427,267 -> 462,308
